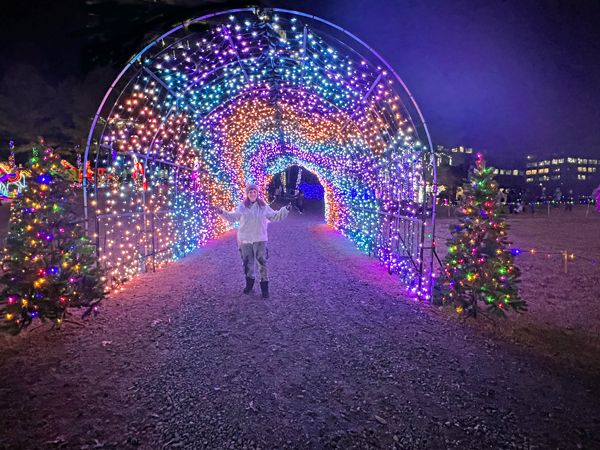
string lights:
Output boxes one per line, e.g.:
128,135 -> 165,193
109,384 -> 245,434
85,9 -> 435,296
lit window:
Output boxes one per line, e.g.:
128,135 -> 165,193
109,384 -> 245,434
554,167 -> 560,172
493,169 -> 499,174
451,148 -> 457,153
526,177 -> 534,182
568,158 -> 577,163
552,159 -> 558,165
590,159 -> 598,164
531,169 -> 537,175
500,169 -> 505,175
578,174 -> 587,180
558,159 -> 564,164
465,148 -> 472,154
526,170 -> 531,175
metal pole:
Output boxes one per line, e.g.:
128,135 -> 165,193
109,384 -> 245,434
418,180 -> 427,300
152,212 -> 156,272
428,151 -> 438,302
142,155 -> 148,272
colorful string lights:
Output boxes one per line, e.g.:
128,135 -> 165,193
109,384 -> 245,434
84,9 -> 435,296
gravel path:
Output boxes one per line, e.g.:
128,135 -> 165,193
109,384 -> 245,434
1,209 -> 599,450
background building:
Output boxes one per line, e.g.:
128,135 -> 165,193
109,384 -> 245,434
435,145 -> 600,200
525,156 -> 600,197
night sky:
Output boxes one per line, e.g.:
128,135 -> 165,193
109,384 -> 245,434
1,0 -> 599,165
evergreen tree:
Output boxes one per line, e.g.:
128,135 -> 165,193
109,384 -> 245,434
434,156 -> 526,317
0,147 -> 105,334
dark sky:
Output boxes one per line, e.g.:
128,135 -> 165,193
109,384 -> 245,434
1,0 -> 600,165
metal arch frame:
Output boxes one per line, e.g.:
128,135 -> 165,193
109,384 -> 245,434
83,7 -> 437,299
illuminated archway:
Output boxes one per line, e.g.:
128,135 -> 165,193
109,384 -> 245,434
84,8 -> 437,298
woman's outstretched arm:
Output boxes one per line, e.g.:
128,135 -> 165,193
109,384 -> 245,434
265,204 -> 290,222
217,204 -> 242,223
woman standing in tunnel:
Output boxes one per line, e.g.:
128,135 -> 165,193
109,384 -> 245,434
216,184 -> 291,299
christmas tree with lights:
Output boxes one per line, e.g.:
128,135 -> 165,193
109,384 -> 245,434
0,146 -> 105,334
434,155 -> 526,317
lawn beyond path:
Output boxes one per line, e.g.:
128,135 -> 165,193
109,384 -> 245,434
1,210 -> 599,449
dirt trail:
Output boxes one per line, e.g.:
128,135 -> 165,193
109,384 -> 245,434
1,208 -> 599,449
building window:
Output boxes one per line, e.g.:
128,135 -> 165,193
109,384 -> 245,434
451,148 -> 457,153
553,167 -> 561,172
539,175 -> 550,181
551,159 -> 558,165
550,175 -> 560,180
459,146 -> 464,153
513,170 -> 519,176
590,167 -> 597,173
526,177 -> 534,182
568,158 -> 577,163
526,162 -> 536,168
531,169 -> 537,175
500,169 -> 505,175
578,167 -> 587,172
591,159 -> 598,165
558,158 -> 565,164
578,174 -> 587,180
465,148 -> 472,154
493,169 -> 499,174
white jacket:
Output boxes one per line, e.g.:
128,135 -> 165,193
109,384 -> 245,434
219,202 -> 289,244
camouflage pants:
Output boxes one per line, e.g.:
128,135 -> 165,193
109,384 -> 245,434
239,241 -> 268,281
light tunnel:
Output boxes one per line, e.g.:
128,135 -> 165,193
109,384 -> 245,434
84,8 -> 437,298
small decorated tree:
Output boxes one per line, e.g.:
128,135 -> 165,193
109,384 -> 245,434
0,146 -> 105,334
434,155 -> 526,317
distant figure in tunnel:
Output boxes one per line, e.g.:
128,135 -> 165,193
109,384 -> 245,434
294,189 -> 305,214
216,184 -> 291,299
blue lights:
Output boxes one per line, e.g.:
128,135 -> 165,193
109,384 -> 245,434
298,183 -> 324,200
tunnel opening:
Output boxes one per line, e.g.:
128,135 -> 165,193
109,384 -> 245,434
267,165 -> 324,216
